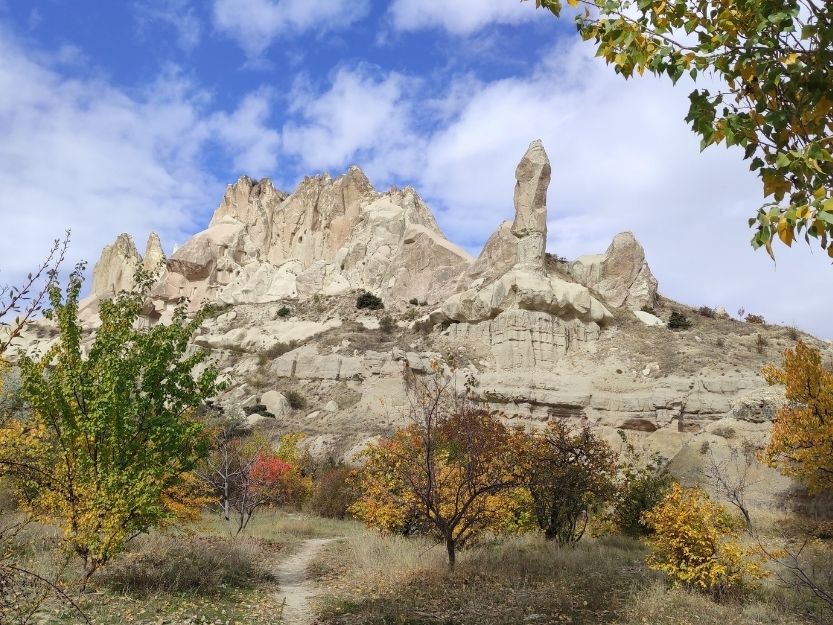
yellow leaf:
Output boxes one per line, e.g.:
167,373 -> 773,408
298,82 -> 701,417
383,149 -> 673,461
567,0 -> 579,6
783,52 -> 798,65
777,219 -> 794,247
828,244 -> 833,258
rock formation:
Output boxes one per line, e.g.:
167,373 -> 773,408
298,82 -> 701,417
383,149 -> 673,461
91,233 -> 141,298
35,135 -> 830,511
141,169 -> 471,315
143,232 -> 165,272
570,232 -> 658,310
440,140 -> 610,368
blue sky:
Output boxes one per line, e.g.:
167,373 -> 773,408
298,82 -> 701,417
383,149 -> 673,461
0,0 -> 830,338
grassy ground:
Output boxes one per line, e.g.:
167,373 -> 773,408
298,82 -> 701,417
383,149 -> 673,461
311,531 -> 830,625
6,510 -> 352,625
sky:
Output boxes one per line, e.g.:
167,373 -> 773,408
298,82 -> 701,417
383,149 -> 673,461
0,0 -> 829,338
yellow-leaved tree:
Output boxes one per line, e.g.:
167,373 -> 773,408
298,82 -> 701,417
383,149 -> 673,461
761,341 -> 833,493
0,265 -> 221,588
643,483 -> 766,599
350,365 -> 533,568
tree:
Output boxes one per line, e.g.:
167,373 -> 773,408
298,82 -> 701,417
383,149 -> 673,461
527,419 -> 617,544
761,341 -> 833,493
350,365 -> 531,568
643,483 -> 766,599
525,0 -> 833,258
703,443 -> 758,531
0,265 -> 220,587
198,425 -> 312,535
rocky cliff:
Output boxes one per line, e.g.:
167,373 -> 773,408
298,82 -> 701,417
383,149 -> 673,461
16,139 -> 833,507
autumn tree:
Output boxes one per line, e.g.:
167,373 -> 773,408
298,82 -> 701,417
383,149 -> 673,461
0,265 -> 220,587
643,483 -> 767,598
525,0 -> 833,258
527,418 -> 617,544
761,341 -> 833,493
198,423 -> 312,535
350,365 -> 531,568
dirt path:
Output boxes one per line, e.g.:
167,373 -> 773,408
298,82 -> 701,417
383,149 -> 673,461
273,537 -> 339,624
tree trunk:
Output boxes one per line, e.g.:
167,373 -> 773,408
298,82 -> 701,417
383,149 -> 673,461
445,536 -> 456,570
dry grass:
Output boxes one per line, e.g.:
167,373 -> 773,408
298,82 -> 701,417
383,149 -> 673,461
313,530 -> 829,625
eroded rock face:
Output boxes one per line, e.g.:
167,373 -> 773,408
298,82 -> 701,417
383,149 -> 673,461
511,139 -> 550,269
439,139 -> 610,368
146,170 -> 470,312
571,232 -> 658,310
143,232 -> 165,272
91,234 -> 141,298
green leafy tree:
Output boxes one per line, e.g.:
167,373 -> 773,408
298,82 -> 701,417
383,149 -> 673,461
527,419 -> 617,544
525,0 -> 833,258
0,265 -> 221,587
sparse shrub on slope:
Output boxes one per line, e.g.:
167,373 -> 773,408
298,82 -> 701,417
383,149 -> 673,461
642,483 -> 766,600
379,315 -> 396,334
668,311 -> 692,330
284,389 -> 306,410
697,306 -> 717,318
745,313 -> 766,324
356,291 -> 384,310
277,306 -> 290,318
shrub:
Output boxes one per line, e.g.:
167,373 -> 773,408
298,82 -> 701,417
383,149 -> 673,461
356,291 -> 384,310
379,316 -> 396,334
408,298 -> 419,306
309,465 -> 360,519
745,313 -> 765,324
284,390 -> 306,410
640,304 -> 657,315
99,535 -> 269,594
277,306 -> 290,318
697,306 -> 716,318
668,311 -> 692,330
611,439 -> 673,537
755,333 -> 767,354
264,340 -> 298,359
715,337 -> 725,348
413,319 -> 434,334
786,326 -> 800,341
642,483 -> 766,599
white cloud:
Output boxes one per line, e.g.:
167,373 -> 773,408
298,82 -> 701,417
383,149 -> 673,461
0,33 -> 279,290
280,42 -> 832,339
282,68 -> 422,181
134,0 -> 202,52
212,0 -> 370,58
389,0 -> 537,34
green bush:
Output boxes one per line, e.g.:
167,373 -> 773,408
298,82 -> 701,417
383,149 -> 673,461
668,311 -> 691,330
611,439 -> 674,537
356,291 -> 384,310
277,306 -> 290,318
408,298 -> 419,306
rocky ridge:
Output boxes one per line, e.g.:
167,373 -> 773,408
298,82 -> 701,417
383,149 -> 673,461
15,139 -> 833,506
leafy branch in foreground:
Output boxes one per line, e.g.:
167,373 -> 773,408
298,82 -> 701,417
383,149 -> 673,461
526,0 -> 833,258
0,232 -> 70,355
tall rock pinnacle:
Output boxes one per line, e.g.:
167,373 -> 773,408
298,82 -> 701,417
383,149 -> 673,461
511,139 -> 551,269
143,232 -> 165,272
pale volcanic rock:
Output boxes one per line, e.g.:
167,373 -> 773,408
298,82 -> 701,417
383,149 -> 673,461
440,139 -> 610,368
571,232 -> 658,310
91,233 -> 142,298
143,232 -> 166,272
511,139 -> 551,269
461,221 -> 516,288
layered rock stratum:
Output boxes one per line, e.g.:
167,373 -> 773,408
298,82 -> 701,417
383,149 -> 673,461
14,139 -> 833,506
